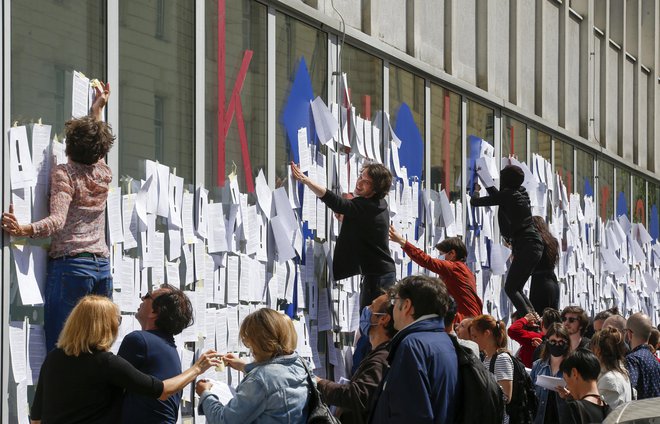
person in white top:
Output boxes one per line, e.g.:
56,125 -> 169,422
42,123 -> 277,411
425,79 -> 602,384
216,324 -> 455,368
590,327 -> 633,409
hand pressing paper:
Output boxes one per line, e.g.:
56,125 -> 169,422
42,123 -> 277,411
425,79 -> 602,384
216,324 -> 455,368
197,378 -> 236,405
475,157 -> 496,188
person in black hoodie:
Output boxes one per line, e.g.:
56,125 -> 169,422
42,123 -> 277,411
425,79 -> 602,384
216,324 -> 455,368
470,165 -> 543,315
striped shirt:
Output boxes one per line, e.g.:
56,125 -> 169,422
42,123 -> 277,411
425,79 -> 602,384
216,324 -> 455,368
484,353 -> 514,424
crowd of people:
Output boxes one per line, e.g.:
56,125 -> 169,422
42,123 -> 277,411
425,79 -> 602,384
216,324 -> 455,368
3,82 -> 660,423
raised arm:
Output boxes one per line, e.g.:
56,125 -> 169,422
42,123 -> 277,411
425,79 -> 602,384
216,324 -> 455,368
91,81 -> 110,122
290,161 -> 326,198
470,186 -> 503,207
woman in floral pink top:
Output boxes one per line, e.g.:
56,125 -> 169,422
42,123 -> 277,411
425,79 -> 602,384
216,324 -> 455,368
2,83 -> 115,351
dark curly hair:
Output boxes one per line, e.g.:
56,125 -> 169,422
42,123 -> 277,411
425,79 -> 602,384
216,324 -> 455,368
64,115 -> 115,165
152,284 -> 194,335
532,216 -> 559,268
362,163 -> 393,200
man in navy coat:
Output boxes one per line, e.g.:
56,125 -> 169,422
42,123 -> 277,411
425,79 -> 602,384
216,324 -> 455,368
369,275 -> 459,424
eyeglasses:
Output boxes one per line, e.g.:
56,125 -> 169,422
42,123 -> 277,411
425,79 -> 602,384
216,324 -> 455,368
548,340 -> 567,347
562,316 -> 578,324
141,292 -> 152,301
389,296 -> 401,306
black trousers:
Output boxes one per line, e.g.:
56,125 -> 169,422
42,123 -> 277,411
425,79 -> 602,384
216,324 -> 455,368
505,238 -> 543,314
530,271 -> 560,313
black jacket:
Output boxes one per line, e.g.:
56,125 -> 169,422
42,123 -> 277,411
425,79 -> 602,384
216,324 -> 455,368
318,341 -> 390,424
320,190 -> 395,280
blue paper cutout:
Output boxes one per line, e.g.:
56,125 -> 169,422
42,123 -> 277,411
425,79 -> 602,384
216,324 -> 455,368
468,135 -> 483,196
282,57 -> 315,163
616,191 -> 628,218
584,177 -> 594,198
651,204 -> 659,242
394,103 -> 424,179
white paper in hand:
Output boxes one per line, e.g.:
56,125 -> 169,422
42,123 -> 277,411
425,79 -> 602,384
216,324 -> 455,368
535,375 -> 566,391
475,157 -> 496,188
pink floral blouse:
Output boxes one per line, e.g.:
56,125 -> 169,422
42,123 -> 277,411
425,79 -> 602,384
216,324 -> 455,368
31,160 -> 112,258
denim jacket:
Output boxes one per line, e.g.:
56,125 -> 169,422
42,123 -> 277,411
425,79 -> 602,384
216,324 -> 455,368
530,358 -> 572,424
199,353 -> 310,424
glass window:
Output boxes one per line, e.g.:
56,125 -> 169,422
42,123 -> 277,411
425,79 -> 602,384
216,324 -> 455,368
599,160 -> 615,220
342,44 -> 383,119
575,148 -> 594,202
530,128 -> 551,161
554,140 -> 574,195
119,0 -> 195,182
390,65 -> 425,179
501,116 -> 527,165
649,184 -> 660,241
275,14 -> 328,187
615,167 -> 631,219
430,84 -> 461,201
632,175 -> 646,224
205,0 -> 267,196
11,0 -> 106,135
466,100 -> 493,193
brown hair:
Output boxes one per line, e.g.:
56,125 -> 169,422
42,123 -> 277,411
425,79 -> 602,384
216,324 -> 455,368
65,115 -> 115,164
239,308 -> 297,362
561,306 -> 589,335
471,314 -> 508,350
590,328 -> 628,377
57,295 -> 119,356
540,323 -> 570,361
362,163 -> 393,200
532,216 -> 559,267
435,237 -> 468,262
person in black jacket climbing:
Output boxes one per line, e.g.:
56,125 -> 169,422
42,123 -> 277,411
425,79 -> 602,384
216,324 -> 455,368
470,165 -> 543,315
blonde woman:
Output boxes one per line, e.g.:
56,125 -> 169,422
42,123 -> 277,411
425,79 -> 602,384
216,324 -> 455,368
196,308 -> 311,423
471,314 -> 514,424
30,295 -> 220,424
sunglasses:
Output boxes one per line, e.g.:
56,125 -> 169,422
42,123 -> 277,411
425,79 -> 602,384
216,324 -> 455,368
141,292 -> 152,301
562,316 -> 579,324
548,340 -> 566,346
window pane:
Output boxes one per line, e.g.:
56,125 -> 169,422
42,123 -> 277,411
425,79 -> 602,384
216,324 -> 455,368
501,116 -> 527,165
575,148 -> 594,202
632,175 -> 646,224
205,0 -> 267,196
616,168 -> 631,219
390,66 -> 425,154
649,184 -> 660,241
466,100 -> 493,193
275,14 -> 328,187
554,140 -> 574,195
11,0 -> 106,134
599,160 -> 614,220
119,0 -> 194,181
430,84 -> 461,201
530,128 -> 551,161
342,44 -> 383,119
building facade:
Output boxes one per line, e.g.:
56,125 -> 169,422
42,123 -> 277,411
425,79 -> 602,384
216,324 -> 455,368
2,0 -> 659,421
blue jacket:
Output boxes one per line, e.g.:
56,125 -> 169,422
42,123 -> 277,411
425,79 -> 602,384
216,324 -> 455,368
530,358 -> 572,424
199,353 -> 310,424
370,316 -> 458,424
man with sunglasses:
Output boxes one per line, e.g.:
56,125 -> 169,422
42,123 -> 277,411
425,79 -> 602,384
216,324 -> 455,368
118,284 -> 194,424
317,291 -> 396,424
561,306 -> 590,352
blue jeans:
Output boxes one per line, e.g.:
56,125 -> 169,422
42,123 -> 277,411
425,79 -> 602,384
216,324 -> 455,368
44,256 -> 113,352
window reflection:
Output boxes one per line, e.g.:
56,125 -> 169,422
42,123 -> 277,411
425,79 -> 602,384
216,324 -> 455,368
466,100 -> 493,194
342,44 -> 383,119
616,168 -> 631,219
205,0 -> 267,197
575,148 -> 594,204
119,0 -> 194,181
554,140 -> 574,195
632,175 -> 646,224
275,14 -> 328,188
430,84 -> 461,201
530,128 -> 551,161
599,160 -> 615,220
501,116 -> 527,165
11,0 -> 106,135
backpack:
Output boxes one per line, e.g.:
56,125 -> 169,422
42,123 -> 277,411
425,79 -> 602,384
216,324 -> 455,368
450,336 -> 505,424
490,351 -> 538,424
